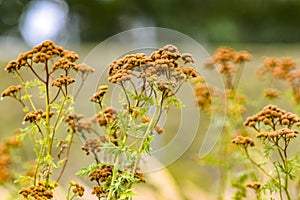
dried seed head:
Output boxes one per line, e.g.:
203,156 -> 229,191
1,85 -> 22,98
231,135 -> 254,147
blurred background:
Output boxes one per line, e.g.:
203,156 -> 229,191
1,0 -> 300,199
1,0 -> 300,47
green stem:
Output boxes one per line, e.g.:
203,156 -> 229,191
244,148 -> 278,183
107,117 -> 130,200
273,162 -> 284,200
66,185 -> 72,200
283,143 -> 292,200
44,61 -> 51,187
128,101 -> 161,193
107,155 -> 121,200
15,71 -> 36,111
56,131 -> 74,182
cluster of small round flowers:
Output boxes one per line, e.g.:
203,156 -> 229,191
96,107 -> 118,126
141,116 -> 164,134
0,135 -> 21,184
24,109 -> 55,123
91,185 -> 107,198
258,57 -> 296,80
107,44 -> 197,86
89,164 -> 113,183
256,128 -> 298,139
231,135 -> 255,147
1,85 -> 22,98
69,181 -> 85,197
206,47 -> 252,73
191,76 -> 211,112
75,63 -> 95,74
90,85 -> 108,104
5,40 -> 69,72
51,74 -> 75,88
244,104 -> 300,129
257,57 -> 300,102
81,138 -> 102,155
264,88 -> 281,100
89,164 -> 146,198
19,182 -> 56,200
64,113 -> 84,132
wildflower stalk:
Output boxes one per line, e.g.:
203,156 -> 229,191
2,40 -> 92,199
15,71 -> 36,111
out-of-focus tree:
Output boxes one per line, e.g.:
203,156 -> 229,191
1,0 -> 300,43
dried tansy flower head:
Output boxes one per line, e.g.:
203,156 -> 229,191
192,77 -> 212,112
0,135 -> 21,184
19,182 -> 55,200
107,44 -> 198,92
4,40 -> 93,76
1,85 -> 21,98
258,57 -> 296,80
244,104 -> 300,131
258,56 -> 300,103
231,135 -> 255,148
205,46 -> 252,90
69,181 -> 85,197
264,88 -> 281,99
96,107 -> 118,126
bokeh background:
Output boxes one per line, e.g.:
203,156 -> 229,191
1,0 -> 300,199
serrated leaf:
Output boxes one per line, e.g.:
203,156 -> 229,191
76,163 -> 100,177
14,175 -> 33,184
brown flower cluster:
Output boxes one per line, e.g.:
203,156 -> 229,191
256,128 -> 298,139
141,116 -> 164,134
107,44 -> 197,86
96,107 -> 118,126
0,135 -> 21,184
264,88 -> 281,100
69,181 -> 85,197
244,104 -> 300,129
258,57 -> 300,102
231,135 -> 255,147
191,76 -> 212,112
89,164 -> 146,198
207,47 -> 252,72
205,47 -> 252,90
245,181 -> 262,190
75,63 -> 95,74
258,57 -> 296,80
5,40 -> 79,73
51,74 -> 75,88
81,138 -> 102,156
90,85 -> 108,104
24,109 -> 55,123
19,182 -> 54,200
64,113 -> 84,132
91,185 -> 108,198
89,164 -> 113,183
1,85 -> 21,98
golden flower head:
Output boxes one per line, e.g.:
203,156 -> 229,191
1,85 -> 21,98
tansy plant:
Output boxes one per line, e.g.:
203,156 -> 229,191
232,104 -> 300,200
196,47 -> 252,199
1,40 -> 94,199
1,42 -> 201,199
74,44 -> 201,200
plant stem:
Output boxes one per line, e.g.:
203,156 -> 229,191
44,61 -> 52,187
128,101 -> 161,196
15,71 -> 36,111
244,148 -> 278,183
